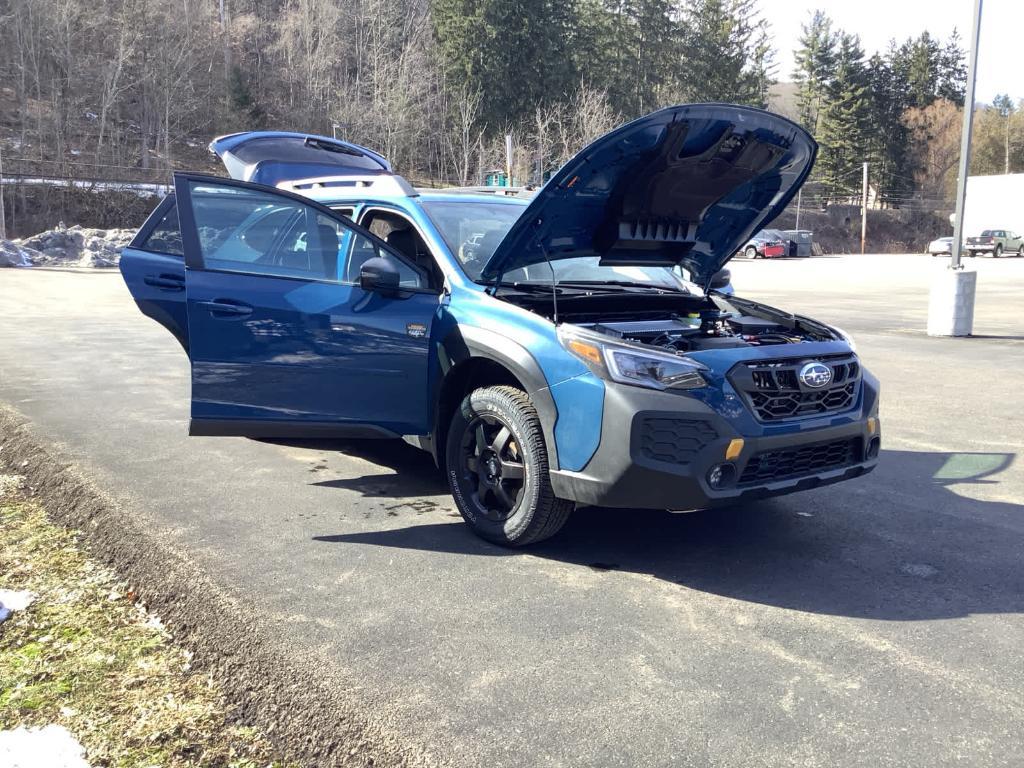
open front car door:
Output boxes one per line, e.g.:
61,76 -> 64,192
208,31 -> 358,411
172,173 -> 439,438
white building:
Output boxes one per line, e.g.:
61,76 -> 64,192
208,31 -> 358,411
963,173 -> 1024,236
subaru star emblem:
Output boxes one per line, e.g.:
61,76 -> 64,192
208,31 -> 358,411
799,361 -> 833,388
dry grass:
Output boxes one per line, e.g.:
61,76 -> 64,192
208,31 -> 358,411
0,474 -> 291,767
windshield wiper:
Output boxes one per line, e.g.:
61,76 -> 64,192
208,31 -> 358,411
491,282 -> 567,295
554,280 -> 688,294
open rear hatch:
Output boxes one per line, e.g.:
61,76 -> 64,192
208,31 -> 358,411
209,131 -> 391,187
480,103 -> 816,289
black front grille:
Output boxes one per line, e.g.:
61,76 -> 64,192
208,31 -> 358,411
637,417 -> 718,465
730,354 -> 860,421
739,437 -> 861,485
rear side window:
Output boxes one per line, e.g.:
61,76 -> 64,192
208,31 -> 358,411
139,202 -> 184,256
184,181 -> 422,286
189,187 -> 341,281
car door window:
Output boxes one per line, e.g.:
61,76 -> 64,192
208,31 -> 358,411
139,202 -> 184,257
345,229 -> 424,288
182,179 -> 425,288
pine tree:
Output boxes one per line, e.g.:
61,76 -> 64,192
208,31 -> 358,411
792,10 -> 837,133
937,29 -> 968,106
431,0 -> 578,127
679,0 -> 775,107
592,0 -> 677,116
906,31 -> 941,108
816,33 -> 870,202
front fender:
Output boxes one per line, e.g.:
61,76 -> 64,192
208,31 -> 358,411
438,324 -> 564,470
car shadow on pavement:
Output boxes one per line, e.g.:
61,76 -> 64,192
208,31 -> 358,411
313,448 -> 1024,621
262,436 -> 449,497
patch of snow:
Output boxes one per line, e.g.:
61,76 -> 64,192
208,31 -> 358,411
0,239 -> 38,268
8,224 -> 136,268
0,724 -> 92,768
0,589 -> 36,623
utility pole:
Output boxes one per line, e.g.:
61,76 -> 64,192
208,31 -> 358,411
795,188 -> 802,231
0,144 -> 6,241
504,134 -> 514,187
860,162 -> 868,254
928,0 -> 983,336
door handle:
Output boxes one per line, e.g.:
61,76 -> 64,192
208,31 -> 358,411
196,299 -> 253,317
144,273 -> 185,291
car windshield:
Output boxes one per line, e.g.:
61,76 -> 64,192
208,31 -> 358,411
980,230 -> 1000,236
422,199 -> 696,292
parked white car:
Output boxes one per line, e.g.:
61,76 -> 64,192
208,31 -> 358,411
928,236 -> 953,256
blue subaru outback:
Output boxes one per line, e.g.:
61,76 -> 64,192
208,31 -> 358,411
121,104 -> 880,546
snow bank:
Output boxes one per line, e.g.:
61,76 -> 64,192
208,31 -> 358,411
1,224 -> 136,268
0,239 -> 38,267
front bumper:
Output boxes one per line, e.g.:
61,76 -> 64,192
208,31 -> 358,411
550,378 -> 880,510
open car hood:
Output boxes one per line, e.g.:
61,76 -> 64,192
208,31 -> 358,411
209,131 -> 391,187
480,104 -> 816,288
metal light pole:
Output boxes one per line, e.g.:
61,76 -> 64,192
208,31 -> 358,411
950,0 -> 983,271
928,0 -> 983,336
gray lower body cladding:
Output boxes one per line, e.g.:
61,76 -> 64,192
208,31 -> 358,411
550,378 -> 880,509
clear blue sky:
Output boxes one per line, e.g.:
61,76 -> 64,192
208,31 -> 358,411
769,0 -> 1023,103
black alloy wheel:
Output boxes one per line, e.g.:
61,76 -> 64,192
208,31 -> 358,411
457,412 -> 525,522
445,386 -> 573,546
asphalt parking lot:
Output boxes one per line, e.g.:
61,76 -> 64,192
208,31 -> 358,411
1,253 -> 1022,767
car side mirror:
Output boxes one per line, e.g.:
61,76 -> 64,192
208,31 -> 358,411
359,255 -> 401,294
710,268 -> 731,290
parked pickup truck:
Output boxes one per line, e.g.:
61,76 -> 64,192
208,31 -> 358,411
965,229 -> 1024,257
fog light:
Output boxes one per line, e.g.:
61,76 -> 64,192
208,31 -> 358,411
866,437 -> 881,460
707,463 -> 736,489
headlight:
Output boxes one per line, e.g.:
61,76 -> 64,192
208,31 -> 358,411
558,325 -> 708,391
831,325 -> 857,351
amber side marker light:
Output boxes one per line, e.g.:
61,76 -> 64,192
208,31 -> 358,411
725,438 -> 744,461
567,339 -> 603,365
867,417 -> 878,435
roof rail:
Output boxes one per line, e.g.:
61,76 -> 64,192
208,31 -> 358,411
439,185 -> 536,197
277,174 -> 417,197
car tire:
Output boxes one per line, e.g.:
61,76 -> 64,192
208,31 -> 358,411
1018,244 -> 1024,257
994,245 -> 1003,258
744,246 -> 758,259
445,385 -> 573,547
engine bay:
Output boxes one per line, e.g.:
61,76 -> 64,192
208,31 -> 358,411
582,309 -> 815,352
501,289 -> 838,353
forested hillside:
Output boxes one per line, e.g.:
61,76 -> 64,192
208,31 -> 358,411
1,0 -> 1021,231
